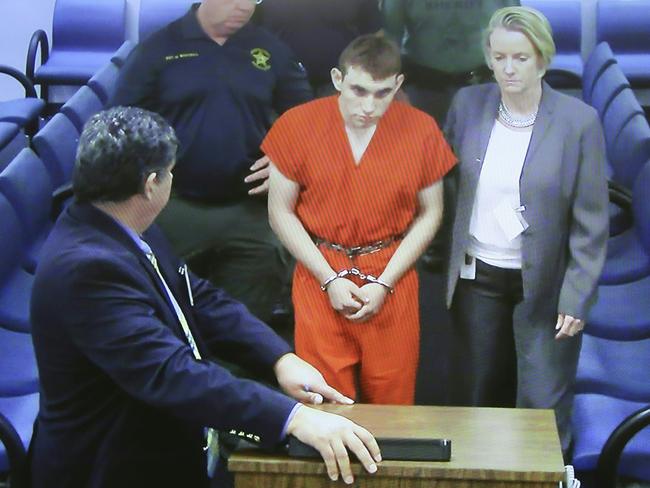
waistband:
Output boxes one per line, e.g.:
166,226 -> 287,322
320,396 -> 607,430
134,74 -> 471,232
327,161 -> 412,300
312,233 -> 405,259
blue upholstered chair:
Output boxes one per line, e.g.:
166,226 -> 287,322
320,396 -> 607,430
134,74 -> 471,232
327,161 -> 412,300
0,328 -> 38,401
31,112 -> 80,189
596,0 -> 650,87
0,65 -> 45,138
523,0 -> 582,87
576,335 -> 650,403
590,63 -> 631,120
0,122 -> 21,160
110,40 -> 136,68
602,89 -> 645,159
60,85 -> 104,133
0,393 -> 39,488
583,43 -> 617,106
0,148 -> 55,274
610,116 -> 650,191
87,62 -> 120,105
572,332 -> 650,484
572,395 -> 650,483
26,0 -> 126,103
0,327 -> 39,488
588,160 -> 650,340
0,194 -> 34,334
138,0 -> 194,41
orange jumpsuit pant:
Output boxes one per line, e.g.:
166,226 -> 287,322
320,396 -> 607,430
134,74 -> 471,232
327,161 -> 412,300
293,246 -> 419,405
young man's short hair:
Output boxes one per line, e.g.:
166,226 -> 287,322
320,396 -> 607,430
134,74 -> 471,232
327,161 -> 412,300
338,34 -> 402,80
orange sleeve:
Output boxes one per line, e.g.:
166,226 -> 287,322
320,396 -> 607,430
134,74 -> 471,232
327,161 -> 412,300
419,119 -> 457,188
261,109 -> 305,184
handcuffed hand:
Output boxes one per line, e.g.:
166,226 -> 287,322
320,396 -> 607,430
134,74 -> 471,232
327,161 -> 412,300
326,278 -> 368,316
346,283 -> 389,322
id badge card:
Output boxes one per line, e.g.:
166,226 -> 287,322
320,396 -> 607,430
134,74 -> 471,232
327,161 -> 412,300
493,200 -> 529,241
460,254 -> 476,280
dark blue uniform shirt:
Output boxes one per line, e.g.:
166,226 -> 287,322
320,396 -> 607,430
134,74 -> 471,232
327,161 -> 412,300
111,4 -> 313,202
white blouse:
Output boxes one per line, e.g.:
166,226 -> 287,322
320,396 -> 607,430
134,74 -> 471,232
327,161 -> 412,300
468,120 -> 532,269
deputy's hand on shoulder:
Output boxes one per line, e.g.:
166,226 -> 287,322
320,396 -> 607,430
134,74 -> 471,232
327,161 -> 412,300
346,283 -> 389,323
326,279 -> 369,316
274,353 -> 353,405
245,155 -> 271,195
287,405 -> 381,485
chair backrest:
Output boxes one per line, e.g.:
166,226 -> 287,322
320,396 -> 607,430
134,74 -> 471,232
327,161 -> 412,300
523,0 -> 581,54
110,40 -> 136,68
577,334 -> 650,403
597,0 -> 650,53
590,63 -> 631,119
0,122 -> 20,152
52,0 -> 127,53
0,148 -> 53,241
32,113 -> 80,189
87,62 -> 120,105
602,88 -> 645,154
61,86 -> 104,132
582,42 -> 616,104
0,194 -> 25,280
633,159 -> 650,255
611,115 -> 650,189
138,0 -> 194,42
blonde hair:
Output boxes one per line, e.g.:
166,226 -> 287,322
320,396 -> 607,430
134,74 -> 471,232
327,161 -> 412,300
484,6 -> 556,69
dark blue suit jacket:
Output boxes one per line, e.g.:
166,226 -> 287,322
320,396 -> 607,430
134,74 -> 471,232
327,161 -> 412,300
30,202 -> 297,488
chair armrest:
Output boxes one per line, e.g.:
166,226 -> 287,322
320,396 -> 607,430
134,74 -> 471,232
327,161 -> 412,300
0,411 -> 28,488
596,404 -> 650,488
51,182 -> 74,220
608,180 -> 633,212
0,65 -> 38,98
26,30 -> 49,82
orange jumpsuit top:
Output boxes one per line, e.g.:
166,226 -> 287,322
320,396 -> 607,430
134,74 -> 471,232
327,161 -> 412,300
262,96 -> 456,249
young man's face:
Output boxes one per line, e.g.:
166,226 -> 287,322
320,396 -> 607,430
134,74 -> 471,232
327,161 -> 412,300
332,65 -> 404,130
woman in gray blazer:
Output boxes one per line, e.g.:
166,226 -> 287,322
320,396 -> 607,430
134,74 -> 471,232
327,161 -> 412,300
444,6 -> 608,453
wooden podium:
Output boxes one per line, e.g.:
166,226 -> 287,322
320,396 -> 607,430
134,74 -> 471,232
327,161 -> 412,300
228,404 -> 565,487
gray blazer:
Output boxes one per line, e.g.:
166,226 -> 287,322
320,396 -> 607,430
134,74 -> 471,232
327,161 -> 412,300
445,82 -> 609,321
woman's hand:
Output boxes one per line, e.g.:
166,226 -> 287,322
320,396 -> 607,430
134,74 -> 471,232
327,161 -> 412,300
555,313 -> 584,340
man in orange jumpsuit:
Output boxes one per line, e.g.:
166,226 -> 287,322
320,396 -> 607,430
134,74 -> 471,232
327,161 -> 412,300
263,35 -> 455,404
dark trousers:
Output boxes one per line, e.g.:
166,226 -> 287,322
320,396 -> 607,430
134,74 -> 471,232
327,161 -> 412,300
156,195 -> 292,328
450,259 -> 521,407
450,259 -> 581,453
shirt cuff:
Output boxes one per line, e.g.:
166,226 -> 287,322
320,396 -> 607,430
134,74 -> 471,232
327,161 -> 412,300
280,403 -> 303,440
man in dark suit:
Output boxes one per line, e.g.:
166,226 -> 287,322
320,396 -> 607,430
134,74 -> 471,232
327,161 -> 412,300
29,106 -> 381,488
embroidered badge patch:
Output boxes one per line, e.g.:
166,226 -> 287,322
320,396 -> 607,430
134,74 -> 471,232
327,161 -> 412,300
250,48 -> 271,71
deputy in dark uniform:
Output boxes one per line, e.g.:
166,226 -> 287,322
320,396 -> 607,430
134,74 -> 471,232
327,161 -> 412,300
111,0 -> 313,327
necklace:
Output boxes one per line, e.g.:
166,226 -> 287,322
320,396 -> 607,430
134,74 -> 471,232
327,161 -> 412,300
498,101 -> 537,128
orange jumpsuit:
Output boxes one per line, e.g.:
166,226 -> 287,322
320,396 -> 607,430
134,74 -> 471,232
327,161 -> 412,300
262,96 -> 455,404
